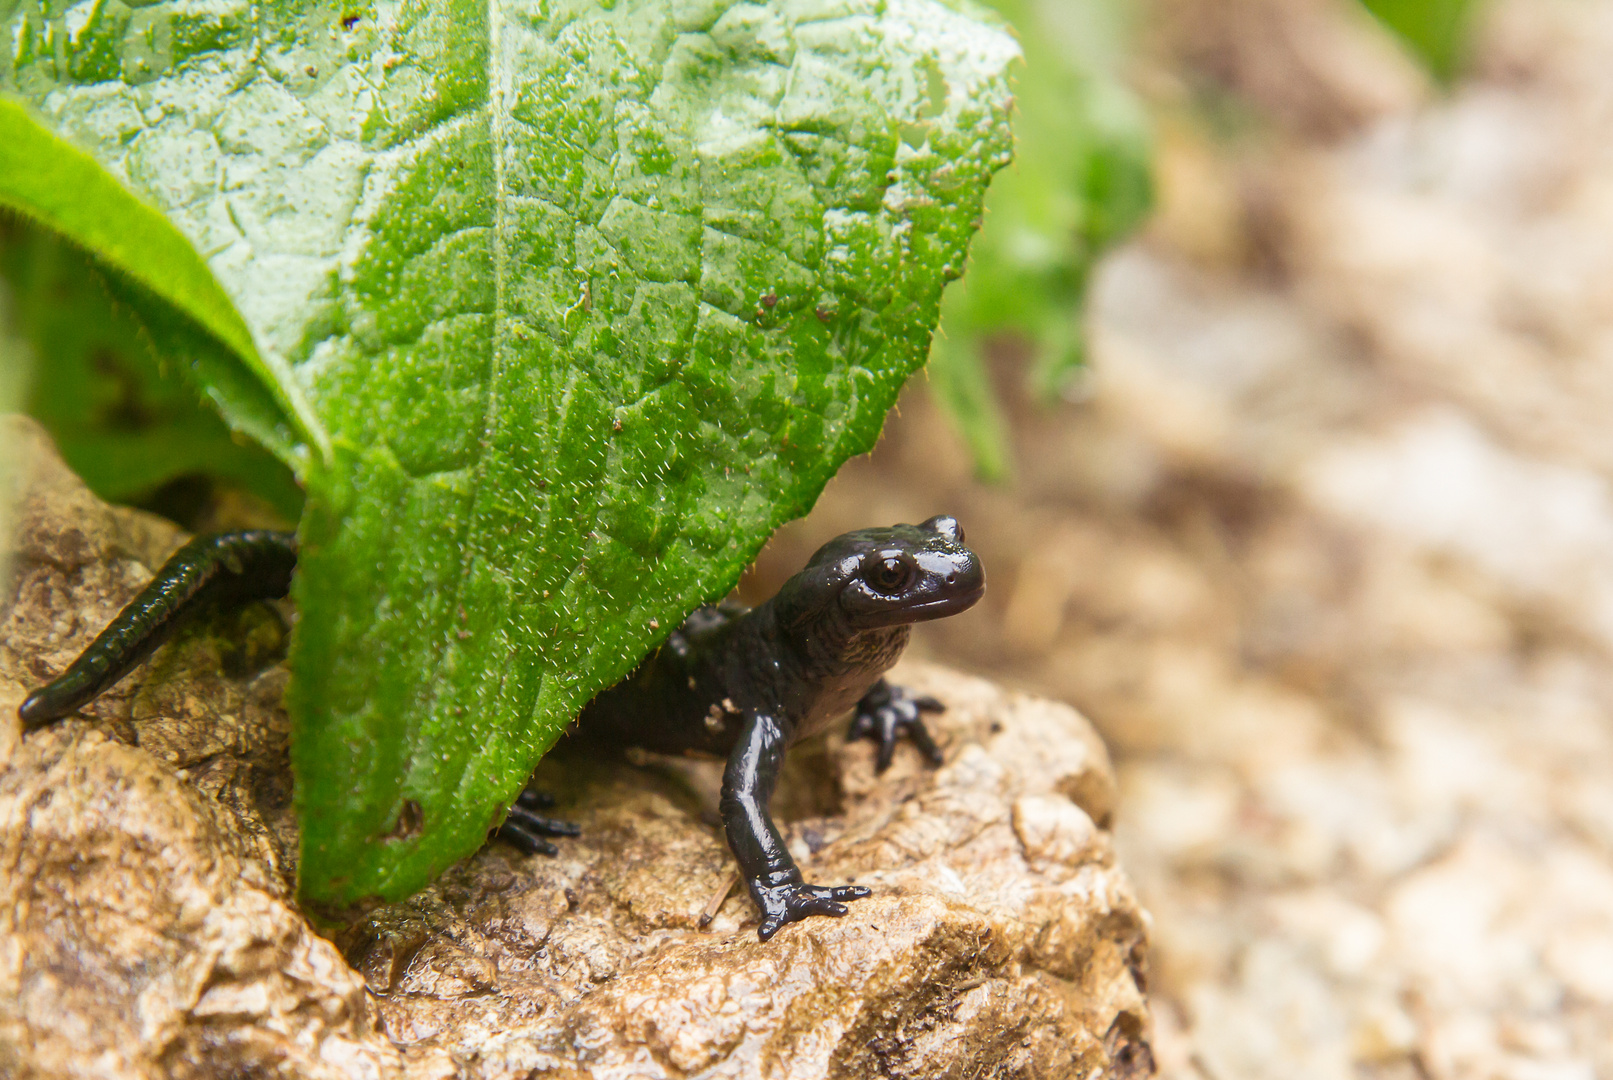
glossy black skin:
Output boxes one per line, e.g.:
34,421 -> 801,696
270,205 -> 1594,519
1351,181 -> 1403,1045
18,516 -> 985,940
575,514 -> 984,937
17,530 -> 298,728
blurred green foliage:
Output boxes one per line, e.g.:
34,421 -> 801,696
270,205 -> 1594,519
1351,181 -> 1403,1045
0,260 -> 26,417
928,0 -> 1153,480
0,252 -> 30,597
0,216 -> 304,519
1357,0 -> 1479,82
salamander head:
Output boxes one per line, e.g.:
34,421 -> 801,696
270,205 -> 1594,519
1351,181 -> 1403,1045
777,515 -> 985,632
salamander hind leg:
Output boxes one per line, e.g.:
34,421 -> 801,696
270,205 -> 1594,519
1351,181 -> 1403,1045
18,530 -> 298,729
494,788 -> 581,857
848,678 -> 946,773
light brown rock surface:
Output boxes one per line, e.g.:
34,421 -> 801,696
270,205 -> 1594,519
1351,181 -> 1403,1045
0,415 -> 1152,1079
0,417 -> 397,1080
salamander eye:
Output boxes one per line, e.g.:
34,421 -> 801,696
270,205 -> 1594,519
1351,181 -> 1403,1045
865,555 -> 913,595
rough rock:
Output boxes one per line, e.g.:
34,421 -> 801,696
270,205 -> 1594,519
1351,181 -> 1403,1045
0,415 -> 1152,1079
0,417 -> 395,1080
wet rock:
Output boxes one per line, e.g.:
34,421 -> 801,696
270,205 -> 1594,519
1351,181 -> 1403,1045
0,416 -> 1152,1079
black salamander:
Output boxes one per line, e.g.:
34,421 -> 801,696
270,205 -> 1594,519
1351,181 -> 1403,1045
19,515 -> 985,940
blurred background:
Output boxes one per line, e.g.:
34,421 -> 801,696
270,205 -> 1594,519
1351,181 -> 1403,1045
750,0 -> 1613,1077
9,0 -> 1613,1075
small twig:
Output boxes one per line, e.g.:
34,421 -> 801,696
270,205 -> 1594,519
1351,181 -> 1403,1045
698,871 -> 740,929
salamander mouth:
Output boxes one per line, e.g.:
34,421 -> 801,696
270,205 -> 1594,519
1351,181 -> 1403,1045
899,582 -> 986,621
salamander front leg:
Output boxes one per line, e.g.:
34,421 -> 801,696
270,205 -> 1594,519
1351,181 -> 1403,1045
18,530 -> 299,729
722,712 -> 870,940
494,789 -> 581,856
848,678 -> 946,773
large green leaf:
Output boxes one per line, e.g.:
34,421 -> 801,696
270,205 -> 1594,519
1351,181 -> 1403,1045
3,0 -> 1016,904
0,99 -> 319,466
